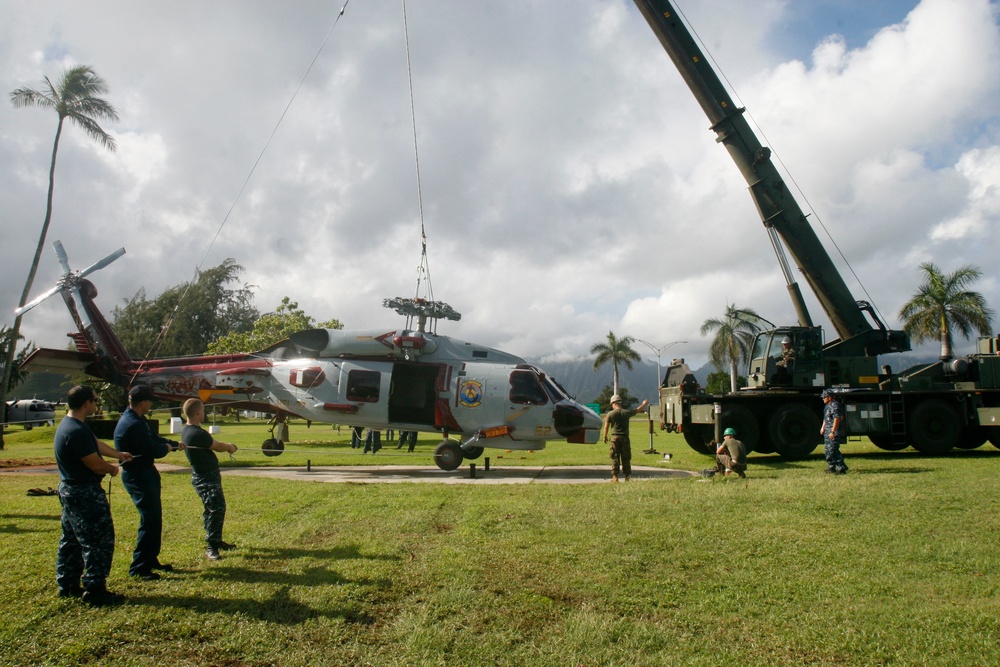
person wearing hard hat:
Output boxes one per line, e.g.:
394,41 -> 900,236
701,427 -> 747,478
773,335 -> 796,385
602,394 -> 649,482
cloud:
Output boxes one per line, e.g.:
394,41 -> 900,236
1,0 -> 998,372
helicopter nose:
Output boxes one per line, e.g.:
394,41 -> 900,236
554,402 -> 602,444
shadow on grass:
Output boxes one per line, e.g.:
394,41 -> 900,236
0,512 -> 60,521
130,544 -> 398,624
0,512 -> 60,534
244,544 -> 402,562
129,584 -> 376,625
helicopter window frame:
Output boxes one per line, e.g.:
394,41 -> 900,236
540,375 -> 570,403
508,370 -> 549,406
346,370 -> 381,403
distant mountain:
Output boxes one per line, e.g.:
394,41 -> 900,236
530,358 -> 673,403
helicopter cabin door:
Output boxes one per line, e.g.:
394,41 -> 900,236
388,362 -> 443,427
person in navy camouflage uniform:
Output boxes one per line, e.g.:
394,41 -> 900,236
114,385 -> 181,580
181,398 -> 238,561
820,389 -> 848,474
55,385 -> 133,606
396,430 -> 417,452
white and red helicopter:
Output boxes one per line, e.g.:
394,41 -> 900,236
16,242 -> 603,470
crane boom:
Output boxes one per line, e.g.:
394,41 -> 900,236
633,0 -> 908,356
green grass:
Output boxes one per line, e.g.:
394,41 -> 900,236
2,419 -> 1000,666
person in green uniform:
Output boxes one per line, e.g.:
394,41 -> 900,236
701,427 -> 747,478
602,394 -> 649,482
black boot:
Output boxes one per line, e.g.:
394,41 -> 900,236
82,584 -> 125,607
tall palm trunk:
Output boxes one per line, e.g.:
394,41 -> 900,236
0,118 -> 64,449
939,311 -> 952,360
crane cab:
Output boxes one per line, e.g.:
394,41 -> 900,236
747,327 -> 824,389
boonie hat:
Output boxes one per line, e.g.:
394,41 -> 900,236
610,394 -> 622,404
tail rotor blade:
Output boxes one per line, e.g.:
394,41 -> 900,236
14,285 -> 61,318
78,247 -> 126,278
53,240 -> 71,274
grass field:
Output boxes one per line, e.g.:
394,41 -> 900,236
2,417 -> 1000,666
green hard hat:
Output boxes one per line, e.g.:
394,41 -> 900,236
723,427 -> 736,436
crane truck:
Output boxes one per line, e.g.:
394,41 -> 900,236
632,0 -> 1000,459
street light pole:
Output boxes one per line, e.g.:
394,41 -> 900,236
634,339 -> 686,454
635,339 -> 686,394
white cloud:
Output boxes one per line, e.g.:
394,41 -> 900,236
1,0 -> 998,368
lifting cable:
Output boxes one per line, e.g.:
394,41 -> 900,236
401,0 -> 437,309
673,1 -> 890,326
129,0 -> 354,383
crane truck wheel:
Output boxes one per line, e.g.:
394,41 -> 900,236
434,440 -> 463,471
908,399 -> 960,455
770,403 -> 820,459
868,433 -> 907,451
682,426 -> 714,455
720,404 -> 760,453
955,426 -> 987,450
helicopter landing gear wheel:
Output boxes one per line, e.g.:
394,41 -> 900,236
262,438 -> 284,457
434,440 -> 463,471
462,446 -> 484,460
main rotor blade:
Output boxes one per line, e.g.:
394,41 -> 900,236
78,247 -> 126,279
14,285 -> 61,318
53,240 -> 71,274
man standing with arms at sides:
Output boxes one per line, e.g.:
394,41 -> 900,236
602,394 -> 650,482
181,398 -> 238,561
114,385 -> 181,581
55,385 -> 132,606
820,389 -> 848,475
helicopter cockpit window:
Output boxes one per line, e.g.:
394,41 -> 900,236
346,370 -> 380,403
541,375 -> 570,403
509,370 -> 548,405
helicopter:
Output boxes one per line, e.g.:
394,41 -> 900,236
3,398 -> 57,430
15,241 -> 604,471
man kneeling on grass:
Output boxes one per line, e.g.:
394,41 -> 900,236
701,427 -> 747,479
181,399 -> 239,561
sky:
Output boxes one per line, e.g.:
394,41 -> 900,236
1,0 -> 998,372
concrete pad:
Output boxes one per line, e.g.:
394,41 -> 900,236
2,463 -> 697,484
212,464 -> 697,485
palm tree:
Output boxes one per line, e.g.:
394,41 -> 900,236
1,65 -> 118,448
590,331 -> 641,396
700,304 -> 763,393
898,262 -> 993,360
